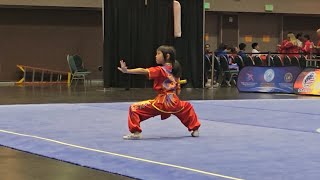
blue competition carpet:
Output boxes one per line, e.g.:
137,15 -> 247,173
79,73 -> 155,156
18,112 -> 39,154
0,99 -> 320,180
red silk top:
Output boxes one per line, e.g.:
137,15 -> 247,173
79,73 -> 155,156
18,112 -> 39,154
147,64 -> 183,114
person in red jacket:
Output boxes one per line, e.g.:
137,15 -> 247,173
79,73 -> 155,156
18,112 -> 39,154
302,34 -> 313,55
314,29 -> 320,55
278,33 -> 299,57
317,29 -> 320,47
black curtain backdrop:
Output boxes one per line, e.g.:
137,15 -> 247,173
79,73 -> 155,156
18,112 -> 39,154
174,0 -> 204,88
104,0 -> 203,88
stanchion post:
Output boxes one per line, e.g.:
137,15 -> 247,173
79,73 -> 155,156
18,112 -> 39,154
268,51 -> 271,66
211,56 -> 214,87
67,72 -> 71,87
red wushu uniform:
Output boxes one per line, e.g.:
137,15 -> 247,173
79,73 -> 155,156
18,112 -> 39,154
127,64 -> 201,133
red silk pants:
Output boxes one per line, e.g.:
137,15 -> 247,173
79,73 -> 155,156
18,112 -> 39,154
128,100 -> 201,133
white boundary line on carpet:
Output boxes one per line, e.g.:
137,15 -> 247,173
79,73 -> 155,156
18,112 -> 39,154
0,129 -> 244,180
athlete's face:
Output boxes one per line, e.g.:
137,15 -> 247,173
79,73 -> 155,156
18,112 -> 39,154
155,51 -> 165,64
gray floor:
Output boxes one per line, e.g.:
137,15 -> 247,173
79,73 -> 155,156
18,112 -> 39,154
0,146 -> 133,180
0,85 -> 319,180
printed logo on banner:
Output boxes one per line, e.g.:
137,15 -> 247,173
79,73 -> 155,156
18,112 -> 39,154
284,73 -> 293,82
246,72 -> 254,81
238,66 -> 301,93
302,72 -> 316,88
264,69 -> 275,82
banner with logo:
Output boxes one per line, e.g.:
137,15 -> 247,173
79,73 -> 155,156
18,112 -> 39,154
237,66 -> 301,93
293,68 -> 320,95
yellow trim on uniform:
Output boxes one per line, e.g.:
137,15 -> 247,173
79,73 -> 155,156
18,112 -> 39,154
151,101 -> 184,114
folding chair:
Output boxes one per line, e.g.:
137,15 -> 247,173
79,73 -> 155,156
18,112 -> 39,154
290,56 -> 300,67
67,55 -> 91,86
234,55 -> 245,70
253,56 -> 263,66
299,55 -> 307,68
243,55 -> 254,66
219,55 -> 239,86
283,55 -> 291,66
273,55 -> 283,67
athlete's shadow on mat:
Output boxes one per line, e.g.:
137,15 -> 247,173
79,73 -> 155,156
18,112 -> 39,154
141,136 -> 192,141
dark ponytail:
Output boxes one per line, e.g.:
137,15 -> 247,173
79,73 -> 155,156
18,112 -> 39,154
157,45 -> 182,78
173,60 -> 182,78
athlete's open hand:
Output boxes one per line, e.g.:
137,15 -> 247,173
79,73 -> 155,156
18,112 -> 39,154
118,60 -> 128,73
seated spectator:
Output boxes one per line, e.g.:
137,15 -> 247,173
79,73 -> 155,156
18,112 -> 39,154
204,44 -> 212,65
229,47 -> 238,63
228,47 -> 239,71
251,42 -> 266,64
251,42 -> 260,57
204,44 -> 220,87
204,44 -> 212,87
214,43 -> 228,58
238,43 -> 247,58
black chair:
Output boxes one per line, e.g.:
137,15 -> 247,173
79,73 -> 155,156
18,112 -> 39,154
283,55 -> 291,66
299,55 -> 307,68
266,55 -> 274,66
207,56 -> 221,86
219,55 -> 239,86
213,56 -> 220,72
234,55 -> 244,70
253,56 -> 263,66
273,55 -> 283,67
290,56 -> 300,67
243,55 -> 254,66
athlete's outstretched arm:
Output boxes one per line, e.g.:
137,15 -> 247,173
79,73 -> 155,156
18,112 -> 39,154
117,60 -> 148,75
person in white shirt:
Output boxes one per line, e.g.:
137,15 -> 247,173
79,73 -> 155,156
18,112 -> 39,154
251,42 -> 260,57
